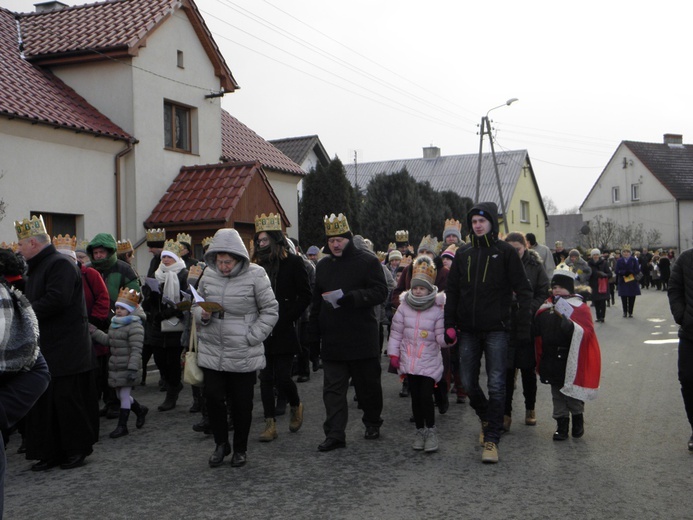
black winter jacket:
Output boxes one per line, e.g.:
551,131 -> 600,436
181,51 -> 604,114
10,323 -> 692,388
445,202 -> 533,337
668,249 -> 693,340
308,239 -> 387,361
25,244 -> 93,376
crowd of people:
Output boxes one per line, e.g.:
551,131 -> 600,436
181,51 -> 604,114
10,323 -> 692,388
1,203 -> 691,512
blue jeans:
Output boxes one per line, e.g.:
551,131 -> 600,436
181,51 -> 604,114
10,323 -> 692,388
459,331 -> 509,444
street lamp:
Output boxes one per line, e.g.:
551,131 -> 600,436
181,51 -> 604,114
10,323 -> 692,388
475,98 -> 518,234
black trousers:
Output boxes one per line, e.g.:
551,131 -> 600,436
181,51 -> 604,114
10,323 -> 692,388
594,299 -> 607,320
203,369 -> 256,453
408,374 -> 435,428
504,367 -> 537,415
153,345 -> 183,388
322,358 -> 383,441
678,336 -> 693,431
621,296 -> 636,316
260,353 -> 300,418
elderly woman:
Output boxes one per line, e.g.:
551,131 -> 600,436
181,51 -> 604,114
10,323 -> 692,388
615,245 -> 641,318
193,229 -> 278,468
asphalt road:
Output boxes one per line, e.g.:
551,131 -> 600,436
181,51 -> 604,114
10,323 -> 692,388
4,288 -> 690,520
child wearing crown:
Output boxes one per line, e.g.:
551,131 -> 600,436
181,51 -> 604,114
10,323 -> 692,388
534,265 -> 601,441
387,255 -> 448,452
91,289 -> 148,438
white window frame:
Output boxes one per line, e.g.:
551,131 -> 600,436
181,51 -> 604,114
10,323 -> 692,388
612,186 -> 620,203
631,183 -> 640,201
520,200 -> 530,223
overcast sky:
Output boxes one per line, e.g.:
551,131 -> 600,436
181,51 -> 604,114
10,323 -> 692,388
5,0 -> 692,212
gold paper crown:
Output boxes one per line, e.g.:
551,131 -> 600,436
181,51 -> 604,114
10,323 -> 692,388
395,230 -> 409,242
418,235 -> 439,254
254,213 -> 282,233
376,251 -> 387,262
77,239 -> 90,251
53,234 -> 77,251
444,218 -> 462,233
412,256 -> 437,285
176,233 -> 192,246
162,239 -> 182,258
324,213 -> 350,237
116,239 -> 134,254
0,241 -> 18,252
387,242 -> 396,252
146,228 -> 166,243
14,215 -> 47,241
116,288 -> 141,309
621,244 -> 632,252
442,244 -> 458,257
400,256 -> 413,268
201,236 -> 213,249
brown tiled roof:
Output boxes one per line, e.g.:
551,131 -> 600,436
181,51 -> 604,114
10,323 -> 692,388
0,7 -> 130,140
145,161 -> 288,227
624,140 -> 693,200
221,110 -> 305,177
17,0 -> 238,91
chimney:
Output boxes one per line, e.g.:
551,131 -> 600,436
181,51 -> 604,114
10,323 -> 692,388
423,146 -> 440,159
663,133 -> 683,145
34,1 -> 69,13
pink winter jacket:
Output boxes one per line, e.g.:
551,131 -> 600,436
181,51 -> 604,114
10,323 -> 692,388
387,292 -> 447,381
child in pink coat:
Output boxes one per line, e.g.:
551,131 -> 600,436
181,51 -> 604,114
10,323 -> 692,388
388,256 -> 447,452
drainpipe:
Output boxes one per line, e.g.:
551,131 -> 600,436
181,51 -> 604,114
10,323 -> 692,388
677,199 -> 681,253
114,138 -> 137,239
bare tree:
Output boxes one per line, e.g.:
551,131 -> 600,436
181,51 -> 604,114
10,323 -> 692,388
542,196 -> 558,215
0,173 -> 6,222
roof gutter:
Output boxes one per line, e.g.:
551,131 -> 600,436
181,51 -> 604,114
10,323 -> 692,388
115,138 -> 137,239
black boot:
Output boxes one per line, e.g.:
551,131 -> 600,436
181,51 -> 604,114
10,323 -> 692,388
189,386 -> 202,413
158,382 -> 182,412
109,409 -> 130,438
553,417 -> 569,441
571,414 -> 584,438
209,442 -> 231,468
399,378 -> 409,398
193,415 -> 212,434
131,400 -> 148,429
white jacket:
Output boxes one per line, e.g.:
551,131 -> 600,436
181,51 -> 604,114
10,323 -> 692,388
193,229 -> 278,373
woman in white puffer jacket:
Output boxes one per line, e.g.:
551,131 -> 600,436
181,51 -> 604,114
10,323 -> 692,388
193,228 -> 278,469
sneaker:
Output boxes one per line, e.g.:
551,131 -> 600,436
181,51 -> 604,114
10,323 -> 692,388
412,428 -> 426,450
479,420 -> 489,446
424,426 -> 438,452
481,441 -> 499,463
525,409 -> 537,426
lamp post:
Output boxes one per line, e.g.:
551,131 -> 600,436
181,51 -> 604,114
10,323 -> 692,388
475,98 -> 518,234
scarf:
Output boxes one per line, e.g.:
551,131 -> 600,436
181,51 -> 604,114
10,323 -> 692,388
154,258 -> 186,304
255,247 -> 280,290
90,252 -> 118,272
110,314 -> 142,329
404,287 -> 438,311
0,281 -> 40,372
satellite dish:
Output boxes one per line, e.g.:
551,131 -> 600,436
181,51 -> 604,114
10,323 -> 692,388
580,225 -> 591,235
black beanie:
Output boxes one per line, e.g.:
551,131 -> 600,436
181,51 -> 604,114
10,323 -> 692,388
551,272 -> 575,294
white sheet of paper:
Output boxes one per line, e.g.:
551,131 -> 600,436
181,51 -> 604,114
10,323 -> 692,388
145,277 -> 160,293
555,297 -> 574,319
322,289 -> 344,309
189,284 -> 205,303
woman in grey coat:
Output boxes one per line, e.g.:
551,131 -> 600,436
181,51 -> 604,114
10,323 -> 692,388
193,229 -> 278,468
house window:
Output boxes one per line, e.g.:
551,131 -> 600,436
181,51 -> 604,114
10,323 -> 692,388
164,101 -> 191,152
520,200 -> 530,223
612,186 -> 620,203
631,183 -> 640,201
177,50 -> 184,69
31,211 -> 76,237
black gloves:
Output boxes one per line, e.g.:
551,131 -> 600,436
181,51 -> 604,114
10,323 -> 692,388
336,292 -> 355,308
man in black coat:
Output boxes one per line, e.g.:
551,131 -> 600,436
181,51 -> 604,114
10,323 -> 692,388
308,214 -> 388,451
667,250 -> 693,451
444,202 -> 533,464
15,216 -> 98,470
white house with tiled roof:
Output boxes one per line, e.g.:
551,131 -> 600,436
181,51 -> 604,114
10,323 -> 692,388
0,0 -> 302,276
580,134 -> 693,252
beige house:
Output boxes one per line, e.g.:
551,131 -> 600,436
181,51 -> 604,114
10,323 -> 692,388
580,134 -> 693,252
0,0 -> 303,276
343,146 -> 549,243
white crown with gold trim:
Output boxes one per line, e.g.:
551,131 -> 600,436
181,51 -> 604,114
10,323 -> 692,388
254,213 -> 282,233
324,213 -> 350,237
53,234 -> 77,251
15,215 -> 47,241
